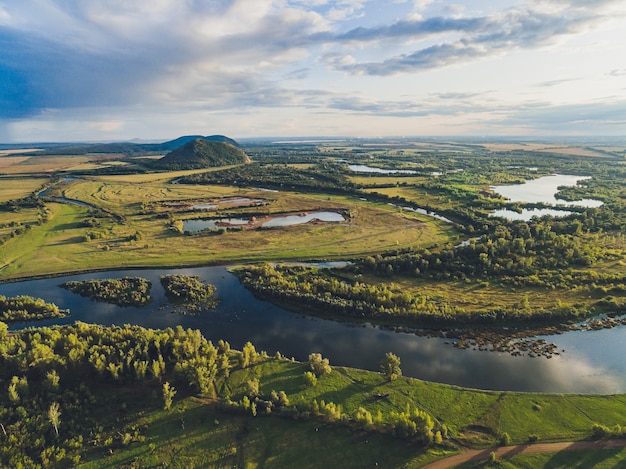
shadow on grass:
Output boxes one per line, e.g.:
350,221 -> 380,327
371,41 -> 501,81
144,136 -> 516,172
47,236 -> 87,245
543,448 -> 625,468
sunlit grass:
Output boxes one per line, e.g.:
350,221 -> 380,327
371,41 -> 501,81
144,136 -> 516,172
0,176 -> 452,280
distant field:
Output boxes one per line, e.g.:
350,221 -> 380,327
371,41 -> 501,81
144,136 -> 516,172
0,177 -> 47,202
1,155 -> 94,173
0,156 -> 31,167
479,143 -> 618,158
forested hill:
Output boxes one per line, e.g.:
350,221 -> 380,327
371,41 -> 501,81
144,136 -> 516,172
153,138 -> 251,170
8,134 -> 240,156
149,134 -> 239,151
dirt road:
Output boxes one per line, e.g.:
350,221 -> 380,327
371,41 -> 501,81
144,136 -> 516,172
423,439 -> 626,468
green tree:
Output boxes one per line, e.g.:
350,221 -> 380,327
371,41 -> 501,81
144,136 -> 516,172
308,353 -> 331,377
48,402 -> 61,436
380,352 -> 402,381
303,371 -> 317,387
163,382 -> 176,411
241,341 -> 257,368
46,370 -> 60,390
246,378 -> 259,397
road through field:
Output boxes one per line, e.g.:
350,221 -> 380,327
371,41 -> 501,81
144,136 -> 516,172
423,439 -> 626,468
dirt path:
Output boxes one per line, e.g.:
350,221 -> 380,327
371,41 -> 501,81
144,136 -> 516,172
423,439 -> 626,469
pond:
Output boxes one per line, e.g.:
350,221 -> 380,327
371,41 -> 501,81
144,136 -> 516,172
183,218 -> 249,232
348,164 -> 417,175
3,266 -> 626,394
182,211 -> 346,232
262,212 -> 345,227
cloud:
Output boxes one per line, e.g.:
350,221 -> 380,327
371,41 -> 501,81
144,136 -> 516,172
608,69 -> 626,77
323,0 -> 623,76
534,78 -> 579,87
0,0 -> 332,119
0,0 -> 624,139
508,100 -> 626,126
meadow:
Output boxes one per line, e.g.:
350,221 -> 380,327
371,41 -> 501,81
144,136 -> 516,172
0,164 -> 454,279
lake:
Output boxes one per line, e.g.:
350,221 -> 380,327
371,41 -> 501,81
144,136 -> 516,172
3,266 -> 626,394
490,174 -> 603,220
348,164 -> 417,175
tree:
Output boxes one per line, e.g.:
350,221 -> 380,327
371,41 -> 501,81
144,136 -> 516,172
241,341 -> 257,368
246,378 -> 259,397
163,382 -> 176,411
308,353 -> 331,377
48,402 -> 61,436
380,352 -> 402,381
303,371 -> 317,387
46,370 -> 60,390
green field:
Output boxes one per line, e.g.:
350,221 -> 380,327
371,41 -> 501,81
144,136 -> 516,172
71,357 -> 626,468
0,172 -> 454,279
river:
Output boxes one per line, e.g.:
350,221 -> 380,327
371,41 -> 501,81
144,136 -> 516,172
3,266 -> 625,394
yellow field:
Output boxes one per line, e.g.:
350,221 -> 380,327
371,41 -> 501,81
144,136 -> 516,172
479,143 -> 617,158
0,178 -> 48,202
0,156 -> 31,167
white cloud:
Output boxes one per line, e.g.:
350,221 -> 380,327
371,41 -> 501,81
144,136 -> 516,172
1,0 -> 625,140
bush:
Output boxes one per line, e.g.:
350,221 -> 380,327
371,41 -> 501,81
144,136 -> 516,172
303,371 -> 317,387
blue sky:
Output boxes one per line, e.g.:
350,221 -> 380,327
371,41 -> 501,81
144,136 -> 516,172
1,0 -> 625,142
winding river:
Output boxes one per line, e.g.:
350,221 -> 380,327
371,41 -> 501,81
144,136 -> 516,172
10,173 -> 622,394
3,266 -> 626,394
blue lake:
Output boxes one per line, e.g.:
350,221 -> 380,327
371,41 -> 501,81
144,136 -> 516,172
490,174 -> 603,220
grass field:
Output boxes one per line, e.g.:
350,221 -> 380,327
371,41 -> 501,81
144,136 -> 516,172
0,177 -> 48,201
0,175 -> 455,280
77,397 -> 446,469
71,357 -> 626,468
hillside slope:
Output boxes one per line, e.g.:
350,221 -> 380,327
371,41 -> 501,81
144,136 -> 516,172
153,138 -> 250,169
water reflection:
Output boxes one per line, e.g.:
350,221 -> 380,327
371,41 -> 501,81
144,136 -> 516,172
491,208 -> 574,221
348,164 -> 417,174
262,212 -> 345,227
491,174 -> 603,208
3,266 -> 625,394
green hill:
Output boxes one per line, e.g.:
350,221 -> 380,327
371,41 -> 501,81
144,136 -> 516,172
153,134 -> 240,151
153,139 -> 251,170
8,135 -> 241,156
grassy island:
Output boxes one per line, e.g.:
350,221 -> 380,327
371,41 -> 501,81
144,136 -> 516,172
0,295 -> 68,322
60,277 -> 152,307
160,274 -> 220,310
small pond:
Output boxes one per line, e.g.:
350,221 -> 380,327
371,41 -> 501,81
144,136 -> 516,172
182,211 -> 345,232
262,212 -> 345,227
348,164 -> 417,175
191,203 -> 218,210
183,218 -> 249,232
3,266 -> 626,394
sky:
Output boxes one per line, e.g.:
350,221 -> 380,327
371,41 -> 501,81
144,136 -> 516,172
1,0 -> 625,143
